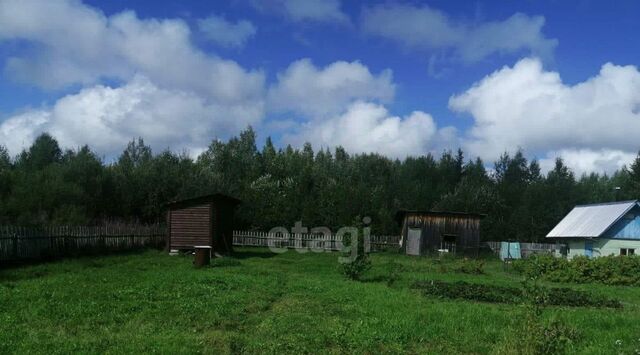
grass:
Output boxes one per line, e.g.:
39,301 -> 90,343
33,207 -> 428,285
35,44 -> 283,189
1,248 -> 639,354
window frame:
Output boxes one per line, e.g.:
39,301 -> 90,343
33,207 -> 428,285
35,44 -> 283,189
620,248 -> 635,256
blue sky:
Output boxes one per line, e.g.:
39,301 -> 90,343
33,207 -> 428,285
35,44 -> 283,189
1,0 -> 640,174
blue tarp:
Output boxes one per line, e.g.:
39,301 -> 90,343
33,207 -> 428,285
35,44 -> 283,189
500,241 -> 521,260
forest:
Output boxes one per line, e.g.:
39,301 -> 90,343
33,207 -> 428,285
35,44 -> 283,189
1,127 -> 639,242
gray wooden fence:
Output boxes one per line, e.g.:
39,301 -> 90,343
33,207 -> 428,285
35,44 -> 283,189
232,230 -> 400,252
485,241 -> 558,258
0,225 -> 165,262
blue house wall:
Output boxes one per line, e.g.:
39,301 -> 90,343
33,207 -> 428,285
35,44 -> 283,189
603,205 -> 640,240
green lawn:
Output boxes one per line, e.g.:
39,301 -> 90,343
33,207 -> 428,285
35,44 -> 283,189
1,248 -> 639,354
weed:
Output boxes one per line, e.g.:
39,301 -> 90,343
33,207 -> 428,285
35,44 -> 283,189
455,258 -> 485,274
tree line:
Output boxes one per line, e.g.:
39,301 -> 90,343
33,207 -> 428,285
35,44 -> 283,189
1,128 -> 640,242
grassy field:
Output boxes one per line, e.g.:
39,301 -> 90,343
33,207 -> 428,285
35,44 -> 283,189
1,248 -> 639,354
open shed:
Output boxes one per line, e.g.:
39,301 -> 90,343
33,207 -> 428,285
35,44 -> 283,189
397,210 -> 484,257
166,193 -> 240,254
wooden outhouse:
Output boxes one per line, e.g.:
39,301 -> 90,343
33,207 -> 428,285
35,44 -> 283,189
166,194 -> 240,254
397,210 -> 483,257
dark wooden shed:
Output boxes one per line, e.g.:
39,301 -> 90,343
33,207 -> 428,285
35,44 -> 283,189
166,194 -> 240,254
397,210 -> 484,257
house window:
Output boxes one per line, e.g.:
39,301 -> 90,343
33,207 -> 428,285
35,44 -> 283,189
620,248 -> 635,256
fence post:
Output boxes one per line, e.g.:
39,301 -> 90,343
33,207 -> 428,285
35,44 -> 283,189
12,227 -> 18,259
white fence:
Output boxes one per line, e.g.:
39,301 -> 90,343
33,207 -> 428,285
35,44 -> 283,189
232,230 -> 400,252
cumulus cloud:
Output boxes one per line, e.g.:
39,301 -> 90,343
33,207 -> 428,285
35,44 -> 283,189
282,101 -> 454,159
361,3 -> 557,63
267,59 -> 445,158
0,0 -> 265,102
450,57 -> 640,174
197,14 -> 256,48
539,149 -> 637,176
0,76 -> 263,157
0,0 -> 267,156
251,0 -> 348,24
268,59 -> 395,117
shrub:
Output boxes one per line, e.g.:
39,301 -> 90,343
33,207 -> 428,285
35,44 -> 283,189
339,219 -> 372,281
411,280 -> 621,308
545,287 -> 621,308
341,253 -> 371,281
455,258 -> 485,274
513,254 -> 640,286
413,280 -> 520,304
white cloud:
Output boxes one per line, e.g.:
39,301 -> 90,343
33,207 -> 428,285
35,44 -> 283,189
268,59 -> 455,158
0,0 -> 267,157
539,149 -> 636,176
361,4 -> 557,62
0,110 -> 50,156
0,76 -> 263,157
252,0 -> 348,24
197,14 -> 256,48
449,57 -> 640,174
282,101 -> 453,159
0,0 -> 265,102
268,59 -> 395,117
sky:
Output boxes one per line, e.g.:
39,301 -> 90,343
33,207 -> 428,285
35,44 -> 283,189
1,0 -> 640,175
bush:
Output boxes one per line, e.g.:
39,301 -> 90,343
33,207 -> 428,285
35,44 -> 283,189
545,287 -> 621,308
411,280 -> 621,308
413,280 -> 521,303
341,253 -> 371,281
455,258 -> 485,274
513,254 -> 640,286
339,219 -> 372,281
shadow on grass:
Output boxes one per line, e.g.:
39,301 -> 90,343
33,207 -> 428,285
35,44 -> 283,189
360,275 -> 391,283
0,248 -> 158,273
231,250 -> 279,260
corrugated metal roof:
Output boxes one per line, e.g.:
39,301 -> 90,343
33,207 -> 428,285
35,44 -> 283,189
546,200 -> 638,238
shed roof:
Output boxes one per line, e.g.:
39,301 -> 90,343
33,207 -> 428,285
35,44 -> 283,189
546,200 -> 639,238
166,193 -> 241,209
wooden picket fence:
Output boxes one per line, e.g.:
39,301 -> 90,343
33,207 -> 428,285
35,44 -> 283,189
232,230 -> 400,252
0,224 -> 165,263
485,241 -> 558,258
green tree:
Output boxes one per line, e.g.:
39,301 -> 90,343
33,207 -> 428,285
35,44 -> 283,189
17,133 -> 62,170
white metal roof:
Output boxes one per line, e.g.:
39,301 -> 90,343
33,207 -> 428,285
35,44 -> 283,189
546,200 -> 638,238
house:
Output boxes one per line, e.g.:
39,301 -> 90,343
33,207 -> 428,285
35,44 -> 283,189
546,200 -> 640,258
166,193 -> 240,254
397,210 -> 484,257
